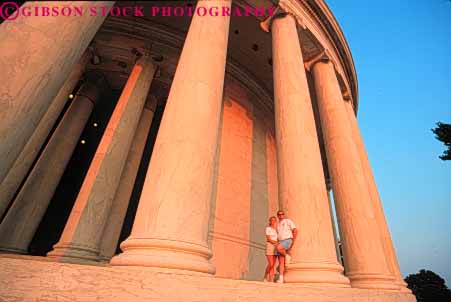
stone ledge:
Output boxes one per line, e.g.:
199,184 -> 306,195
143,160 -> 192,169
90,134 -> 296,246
0,256 -> 416,302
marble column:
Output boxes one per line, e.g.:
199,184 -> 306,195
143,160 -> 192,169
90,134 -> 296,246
111,0 -> 231,274
47,55 -> 156,262
0,51 -> 91,219
270,13 -> 349,286
0,1 -> 114,186
98,97 -> 157,262
344,101 -> 411,293
311,57 -> 398,290
0,78 -> 104,254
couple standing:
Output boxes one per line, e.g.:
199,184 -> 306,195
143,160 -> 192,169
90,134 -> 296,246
264,210 -> 298,283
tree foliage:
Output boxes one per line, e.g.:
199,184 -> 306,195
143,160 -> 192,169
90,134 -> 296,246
405,269 -> 451,302
432,122 -> 451,161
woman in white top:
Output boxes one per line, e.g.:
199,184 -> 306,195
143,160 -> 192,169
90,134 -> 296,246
263,216 -> 278,282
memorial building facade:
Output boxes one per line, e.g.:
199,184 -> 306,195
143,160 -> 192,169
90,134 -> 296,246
0,1 -> 416,301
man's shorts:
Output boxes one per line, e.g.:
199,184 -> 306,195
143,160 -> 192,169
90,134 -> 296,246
275,238 -> 292,256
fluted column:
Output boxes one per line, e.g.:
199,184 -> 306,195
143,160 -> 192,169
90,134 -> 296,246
98,97 -> 157,262
312,57 -> 398,290
0,51 -> 91,219
47,55 -> 156,262
111,0 -> 231,274
270,13 -> 349,286
344,101 -> 411,293
0,1 -> 114,185
0,78 -> 104,254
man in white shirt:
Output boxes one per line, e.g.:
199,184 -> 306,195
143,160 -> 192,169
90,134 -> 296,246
275,210 -> 297,283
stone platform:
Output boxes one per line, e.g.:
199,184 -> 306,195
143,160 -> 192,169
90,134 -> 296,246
0,255 -> 416,302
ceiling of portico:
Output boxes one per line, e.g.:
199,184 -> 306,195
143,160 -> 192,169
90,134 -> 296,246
86,0 -> 326,111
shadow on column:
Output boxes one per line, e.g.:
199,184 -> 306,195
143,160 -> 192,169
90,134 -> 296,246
0,80 -> 83,225
29,88 -> 119,256
207,98 -> 225,251
115,101 -> 166,255
245,108 -> 270,281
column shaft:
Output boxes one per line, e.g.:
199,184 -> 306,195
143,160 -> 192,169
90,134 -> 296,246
271,14 -> 349,286
0,80 -> 102,253
48,56 -> 155,262
344,101 -> 411,292
0,1 -> 114,185
99,102 -> 156,262
111,0 -> 231,274
0,52 -> 90,219
312,59 -> 398,290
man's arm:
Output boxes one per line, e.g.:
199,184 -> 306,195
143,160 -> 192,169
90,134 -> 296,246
290,228 -> 298,250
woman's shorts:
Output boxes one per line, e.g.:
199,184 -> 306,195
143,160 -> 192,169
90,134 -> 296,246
266,242 -> 276,256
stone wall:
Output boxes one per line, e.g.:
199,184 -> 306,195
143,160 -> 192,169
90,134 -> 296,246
208,77 -> 279,280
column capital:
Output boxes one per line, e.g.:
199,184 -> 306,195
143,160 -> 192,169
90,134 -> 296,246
306,51 -> 354,104
304,50 -> 334,72
343,90 -> 352,102
86,42 -> 101,65
134,51 -> 155,69
133,43 -> 153,63
133,46 -> 161,82
76,72 -> 108,106
260,5 -> 306,33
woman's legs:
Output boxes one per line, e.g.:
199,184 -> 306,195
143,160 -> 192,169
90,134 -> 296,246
264,255 -> 275,281
268,255 -> 276,282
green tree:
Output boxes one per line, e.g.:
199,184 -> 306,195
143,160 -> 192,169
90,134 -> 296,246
405,269 -> 451,302
432,122 -> 451,161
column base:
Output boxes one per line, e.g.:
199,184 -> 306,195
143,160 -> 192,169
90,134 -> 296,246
284,261 -> 350,287
47,243 -> 100,264
347,272 -> 400,290
97,255 -> 112,263
110,238 -> 215,275
397,280 -> 413,293
0,246 -> 27,255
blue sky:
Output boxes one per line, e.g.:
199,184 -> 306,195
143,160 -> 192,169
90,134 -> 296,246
326,0 -> 451,283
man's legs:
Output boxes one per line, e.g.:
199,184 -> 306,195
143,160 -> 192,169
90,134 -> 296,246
278,255 -> 285,283
276,243 -> 287,256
